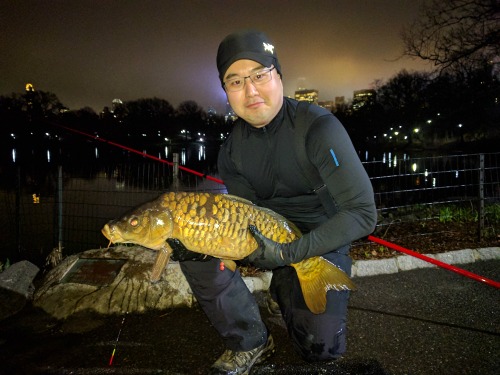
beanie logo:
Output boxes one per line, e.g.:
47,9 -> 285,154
263,42 -> 274,54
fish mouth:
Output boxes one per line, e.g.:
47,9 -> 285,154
101,223 -> 124,244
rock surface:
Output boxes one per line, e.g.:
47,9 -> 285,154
0,260 -> 39,320
34,246 -> 193,319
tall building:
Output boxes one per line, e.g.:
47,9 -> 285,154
295,89 -> 319,104
318,100 -> 334,112
352,89 -> 376,111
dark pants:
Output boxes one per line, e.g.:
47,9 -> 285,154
179,246 -> 351,361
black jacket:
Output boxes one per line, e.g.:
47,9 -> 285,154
218,97 -> 377,254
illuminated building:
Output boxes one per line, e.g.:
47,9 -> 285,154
352,89 -> 376,111
294,88 -> 319,104
318,100 -> 334,111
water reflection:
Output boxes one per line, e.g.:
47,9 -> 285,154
198,145 -> 206,161
181,148 -> 186,165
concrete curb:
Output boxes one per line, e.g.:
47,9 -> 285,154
243,247 -> 500,293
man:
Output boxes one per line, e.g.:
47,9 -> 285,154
177,30 -> 377,374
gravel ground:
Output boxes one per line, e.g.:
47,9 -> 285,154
0,260 -> 498,375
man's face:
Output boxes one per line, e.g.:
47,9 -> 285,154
223,59 -> 283,128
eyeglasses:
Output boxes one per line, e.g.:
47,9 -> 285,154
224,67 -> 275,92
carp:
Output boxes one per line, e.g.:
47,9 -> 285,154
102,191 -> 355,314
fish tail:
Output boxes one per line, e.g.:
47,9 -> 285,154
151,246 -> 171,282
292,257 -> 356,314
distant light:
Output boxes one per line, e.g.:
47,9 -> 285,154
412,163 -> 417,172
414,128 -> 420,133
458,124 -> 463,128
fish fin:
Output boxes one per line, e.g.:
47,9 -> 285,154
292,256 -> 356,314
151,244 -> 172,282
222,259 -> 237,272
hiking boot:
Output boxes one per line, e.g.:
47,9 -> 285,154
209,334 -> 275,375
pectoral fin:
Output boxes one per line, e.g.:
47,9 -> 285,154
151,244 -> 172,282
222,259 -> 237,272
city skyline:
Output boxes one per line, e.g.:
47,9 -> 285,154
1,0 -> 433,113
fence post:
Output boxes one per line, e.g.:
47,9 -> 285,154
478,154 -> 485,242
58,165 -> 63,253
172,153 -> 180,190
16,165 -> 21,254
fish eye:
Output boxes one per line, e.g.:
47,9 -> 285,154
129,217 -> 139,227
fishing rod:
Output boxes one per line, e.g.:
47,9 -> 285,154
52,122 -> 499,289
368,235 -> 500,289
53,122 -> 224,185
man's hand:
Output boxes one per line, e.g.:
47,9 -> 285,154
245,225 -> 292,270
167,238 -> 211,262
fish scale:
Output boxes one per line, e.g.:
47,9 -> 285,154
102,191 -> 355,314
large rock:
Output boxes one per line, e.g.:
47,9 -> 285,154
34,246 -> 194,319
0,260 -> 39,320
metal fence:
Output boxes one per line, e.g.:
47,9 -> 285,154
1,152 -> 499,269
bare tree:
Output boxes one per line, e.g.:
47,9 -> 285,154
402,0 -> 500,71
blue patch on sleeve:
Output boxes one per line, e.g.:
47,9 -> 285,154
330,149 -> 339,166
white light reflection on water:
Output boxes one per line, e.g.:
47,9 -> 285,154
47,150 -> 51,162
198,145 -> 205,161
12,149 -> 16,162
164,146 -> 169,159
382,152 -> 393,166
95,147 -> 99,159
181,149 -> 186,165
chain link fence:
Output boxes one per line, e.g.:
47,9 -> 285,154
1,152 -> 499,269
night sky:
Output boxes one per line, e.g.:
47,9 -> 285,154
1,0 -> 432,113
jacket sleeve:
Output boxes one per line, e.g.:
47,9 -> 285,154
289,114 -> 377,261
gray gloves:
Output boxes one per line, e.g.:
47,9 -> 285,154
245,225 -> 300,269
167,238 -> 211,262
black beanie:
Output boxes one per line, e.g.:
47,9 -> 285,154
216,30 -> 281,84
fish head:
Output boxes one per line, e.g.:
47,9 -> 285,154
102,197 -> 174,251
